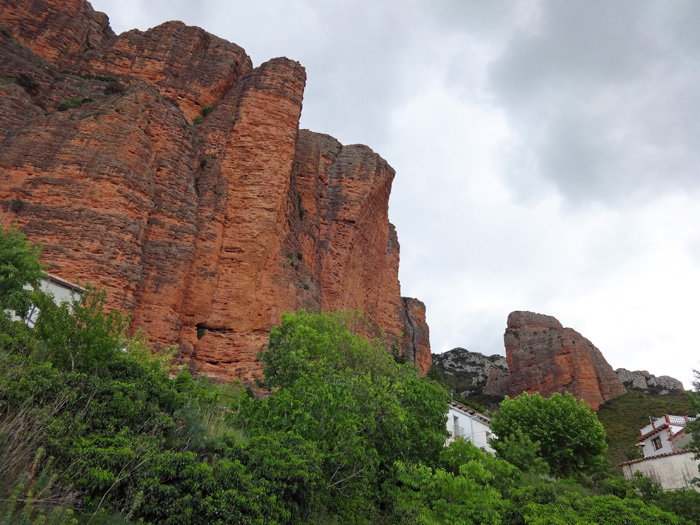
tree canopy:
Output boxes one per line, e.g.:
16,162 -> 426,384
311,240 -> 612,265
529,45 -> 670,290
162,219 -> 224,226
490,391 -> 607,477
240,310 -> 450,519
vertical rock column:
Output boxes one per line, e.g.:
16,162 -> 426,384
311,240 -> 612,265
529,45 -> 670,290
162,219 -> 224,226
182,58 -> 307,380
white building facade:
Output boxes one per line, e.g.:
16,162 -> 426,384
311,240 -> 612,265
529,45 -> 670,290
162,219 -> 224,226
445,401 -> 495,453
20,274 -> 85,326
621,414 -> 699,491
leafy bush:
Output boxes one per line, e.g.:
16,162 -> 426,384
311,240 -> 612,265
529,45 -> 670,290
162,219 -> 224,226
0,224 -> 44,319
56,97 -> 91,112
200,104 -> 213,116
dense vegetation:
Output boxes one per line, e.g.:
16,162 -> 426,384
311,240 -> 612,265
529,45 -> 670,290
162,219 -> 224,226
1,225 -> 699,524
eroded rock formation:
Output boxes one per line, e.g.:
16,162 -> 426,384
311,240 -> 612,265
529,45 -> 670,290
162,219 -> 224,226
616,369 -> 684,392
432,347 -> 508,397
0,0 -> 431,381
485,311 -> 627,410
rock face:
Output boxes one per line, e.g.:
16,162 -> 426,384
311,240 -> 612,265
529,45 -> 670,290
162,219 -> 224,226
432,347 -> 508,397
616,369 -> 684,392
0,0 -> 431,381
401,298 -> 432,372
485,311 -> 627,410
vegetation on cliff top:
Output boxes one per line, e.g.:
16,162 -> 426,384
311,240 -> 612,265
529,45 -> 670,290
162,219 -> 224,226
0,226 -> 698,524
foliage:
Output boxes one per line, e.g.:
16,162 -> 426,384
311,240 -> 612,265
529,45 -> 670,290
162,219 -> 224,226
241,310 -> 450,520
0,224 -> 44,318
654,487 -> 700,523
393,459 -> 502,524
491,392 -> 607,477
491,428 -> 550,476
200,104 -> 213,116
502,477 -> 693,525
8,198 -> 25,213
56,97 -> 91,112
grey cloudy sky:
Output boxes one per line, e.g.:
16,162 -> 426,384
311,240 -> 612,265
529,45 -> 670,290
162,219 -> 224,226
91,0 -> 700,388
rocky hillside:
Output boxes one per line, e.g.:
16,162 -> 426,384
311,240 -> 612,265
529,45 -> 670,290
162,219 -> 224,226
0,0 -> 431,382
431,347 -> 508,397
615,368 -> 684,393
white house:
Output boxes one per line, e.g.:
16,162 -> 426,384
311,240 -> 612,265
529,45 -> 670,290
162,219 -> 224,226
638,414 -> 695,458
446,401 -> 495,453
20,274 -> 85,326
620,414 -> 699,491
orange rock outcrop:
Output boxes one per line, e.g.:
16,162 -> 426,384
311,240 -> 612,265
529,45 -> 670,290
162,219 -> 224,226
485,311 -> 627,410
0,0 -> 431,381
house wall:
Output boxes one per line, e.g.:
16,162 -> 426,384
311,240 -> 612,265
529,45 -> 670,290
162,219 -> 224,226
39,279 -> 82,305
640,422 -> 687,458
641,429 -> 675,458
622,452 -> 700,492
445,406 -> 494,453
15,276 -> 84,326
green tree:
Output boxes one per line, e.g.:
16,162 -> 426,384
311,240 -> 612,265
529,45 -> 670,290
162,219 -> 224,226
491,428 -> 550,476
490,392 -> 607,477
0,225 -> 44,317
240,310 -> 450,520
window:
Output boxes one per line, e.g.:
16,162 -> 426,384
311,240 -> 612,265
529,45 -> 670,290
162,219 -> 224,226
652,437 -> 662,450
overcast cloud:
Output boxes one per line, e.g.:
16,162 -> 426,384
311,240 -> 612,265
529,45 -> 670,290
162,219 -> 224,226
91,0 -> 700,388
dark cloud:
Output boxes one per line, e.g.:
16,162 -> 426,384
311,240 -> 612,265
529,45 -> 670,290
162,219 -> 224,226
489,0 -> 700,206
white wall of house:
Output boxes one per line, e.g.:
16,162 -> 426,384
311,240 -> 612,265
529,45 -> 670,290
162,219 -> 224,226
17,274 -> 84,326
445,404 -> 495,453
622,452 -> 699,492
638,415 -> 697,458
640,428 -> 677,458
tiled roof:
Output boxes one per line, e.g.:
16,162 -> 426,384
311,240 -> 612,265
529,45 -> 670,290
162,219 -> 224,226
448,400 -> 491,425
619,449 -> 697,467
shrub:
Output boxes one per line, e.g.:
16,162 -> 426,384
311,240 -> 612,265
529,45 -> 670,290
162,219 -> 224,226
200,104 -> 213,116
9,198 -> 25,213
103,81 -> 125,95
56,97 -> 91,112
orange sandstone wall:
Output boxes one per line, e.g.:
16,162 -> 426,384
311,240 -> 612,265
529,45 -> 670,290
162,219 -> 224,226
0,0 -> 431,381
490,311 -> 627,410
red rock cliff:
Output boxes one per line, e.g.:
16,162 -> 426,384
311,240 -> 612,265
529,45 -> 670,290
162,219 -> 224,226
485,311 -> 627,410
0,0 -> 431,381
